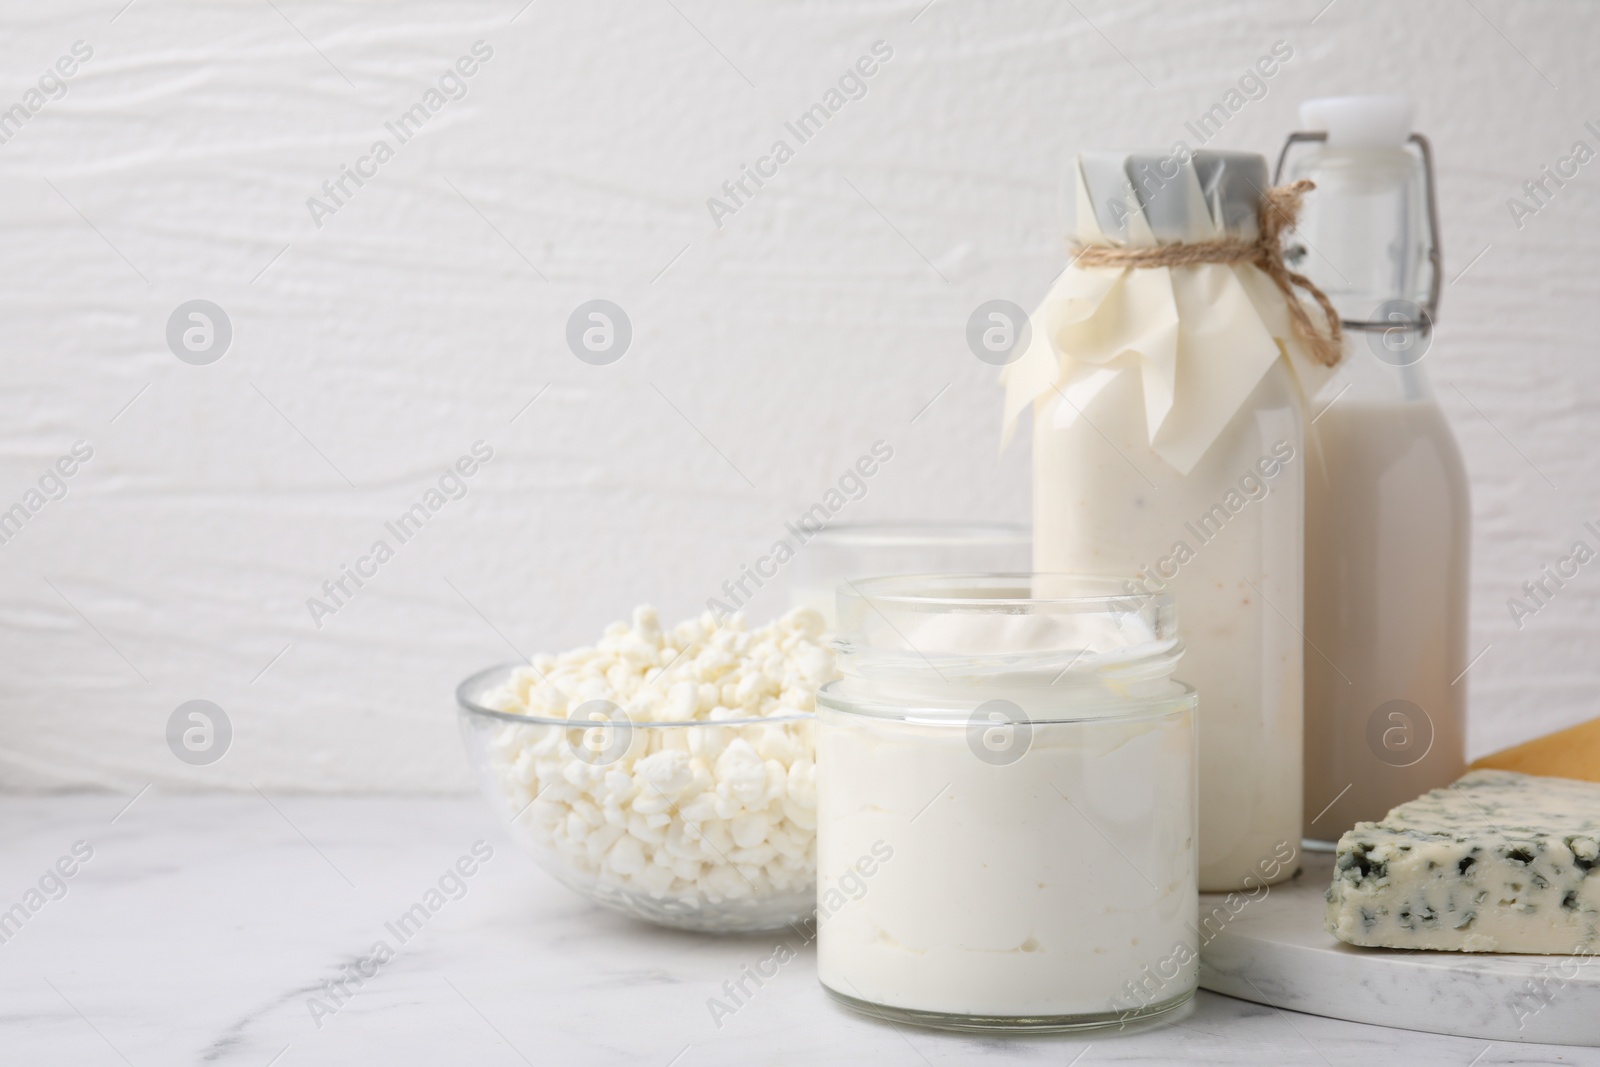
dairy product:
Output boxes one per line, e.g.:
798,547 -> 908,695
1304,399 -> 1469,837
1283,96 -> 1472,843
1327,770 -> 1600,953
1007,150 -> 1333,892
817,706 -> 1197,1021
481,606 -> 833,920
1034,364 -> 1303,891
816,575 -> 1198,1030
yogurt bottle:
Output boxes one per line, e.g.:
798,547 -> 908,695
1003,151 -> 1340,890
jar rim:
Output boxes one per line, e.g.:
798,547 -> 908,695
832,573 -> 1181,687
838,572 -> 1171,612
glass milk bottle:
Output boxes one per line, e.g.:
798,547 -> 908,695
1005,151 -> 1337,891
1280,97 -> 1470,842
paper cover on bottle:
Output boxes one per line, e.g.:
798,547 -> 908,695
1001,151 -> 1341,474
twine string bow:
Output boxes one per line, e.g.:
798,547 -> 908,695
1071,179 -> 1344,368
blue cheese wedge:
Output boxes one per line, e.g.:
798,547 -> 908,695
1327,770 -> 1600,953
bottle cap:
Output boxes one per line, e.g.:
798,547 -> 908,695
1077,150 -> 1269,242
1298,95 -> 1414,149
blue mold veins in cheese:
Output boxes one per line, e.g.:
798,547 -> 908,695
1327,770 -> 1600,953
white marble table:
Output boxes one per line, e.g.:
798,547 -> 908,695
2,793 -> 1594,1066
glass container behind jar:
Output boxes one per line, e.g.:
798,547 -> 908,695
786,522 -> 1029,627
1281,96 -> 1469,842
816,575 -> 1197,1033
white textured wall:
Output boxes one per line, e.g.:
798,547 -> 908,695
1,0 -> 1595,791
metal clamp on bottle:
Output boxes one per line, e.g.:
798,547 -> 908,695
1273,95 -> 1442,340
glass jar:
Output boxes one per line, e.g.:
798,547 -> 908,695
815,574 -> 1197,1033
786,522 -> 1029,627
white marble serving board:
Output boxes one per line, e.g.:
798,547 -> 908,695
1198,849 -> 1600,1046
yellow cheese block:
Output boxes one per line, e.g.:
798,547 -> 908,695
1469,716 -> 1600,783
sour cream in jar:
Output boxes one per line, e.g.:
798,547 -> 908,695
816,575 -> 1198,1033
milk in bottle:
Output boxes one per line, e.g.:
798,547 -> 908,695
1280,96 -> 1470,841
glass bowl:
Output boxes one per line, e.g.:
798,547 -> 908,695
457,663 -> 817,934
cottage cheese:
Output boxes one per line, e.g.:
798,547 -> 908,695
483,606 -> 832,912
